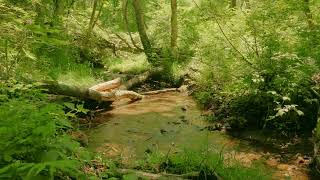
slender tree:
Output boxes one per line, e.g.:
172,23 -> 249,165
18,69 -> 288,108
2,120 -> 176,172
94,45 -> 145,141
123,0 -> 143,50
87,0 -> 99,39
170,0 -> 178,50
92,2 -> 104,28
132,0 -> 154,63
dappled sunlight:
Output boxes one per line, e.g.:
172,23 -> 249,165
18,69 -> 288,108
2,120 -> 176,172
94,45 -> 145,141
57,71 -> 100,88
1,0 -> 319,179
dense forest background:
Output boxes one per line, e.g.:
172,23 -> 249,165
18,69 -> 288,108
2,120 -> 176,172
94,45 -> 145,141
0,0 -> 320,179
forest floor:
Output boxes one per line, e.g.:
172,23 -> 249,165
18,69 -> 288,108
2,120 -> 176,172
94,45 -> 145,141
85,91 -> 315,180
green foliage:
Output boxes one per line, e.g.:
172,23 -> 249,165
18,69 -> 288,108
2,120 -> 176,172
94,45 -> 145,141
104,55 -> 150,75
192,0 -> 320,133
0,82 -> 89,179
64,101 -> 90,119
1,0 -> 320,178
0,1 -> 100,83
135,149 -> 272,180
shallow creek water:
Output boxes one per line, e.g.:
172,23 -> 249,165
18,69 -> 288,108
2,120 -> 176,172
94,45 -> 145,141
87,92 -> 314,179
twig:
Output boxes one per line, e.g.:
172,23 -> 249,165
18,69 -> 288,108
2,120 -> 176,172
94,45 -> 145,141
239,34 -> 259,56
213,15 -> 254,67
191,1 -> 257,67
311,87 -> 320,99
92,1 -> 105,29
191,0 -> 200,8
114,33 -> 132,49
224,22 -> 258,56
69,14 -> 84,28
163,143 -> 175,172
141,88 -> 178,95
213,142 -> 230,172
144,136 -> 153,141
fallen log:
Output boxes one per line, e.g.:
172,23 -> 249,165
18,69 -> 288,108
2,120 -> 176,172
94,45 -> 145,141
141,88 -> 179,95
116,169 -> 222,180
116,169 -> 199,180
41,68 -> 166,102
113,90 -> 143,100
119,70 -> 153,90
41,79 -> 143,102
89,78 -> 121,92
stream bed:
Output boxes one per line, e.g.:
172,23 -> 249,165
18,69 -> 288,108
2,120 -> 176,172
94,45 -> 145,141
87,92 -> 315,179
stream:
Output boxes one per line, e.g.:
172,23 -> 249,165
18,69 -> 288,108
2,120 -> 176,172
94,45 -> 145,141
86,92 -> 315,179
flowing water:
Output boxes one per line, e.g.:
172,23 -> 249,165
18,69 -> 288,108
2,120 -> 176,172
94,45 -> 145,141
87,92 -> 314,179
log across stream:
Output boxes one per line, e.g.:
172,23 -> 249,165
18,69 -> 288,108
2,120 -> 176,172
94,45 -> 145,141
86,92 -> 315,179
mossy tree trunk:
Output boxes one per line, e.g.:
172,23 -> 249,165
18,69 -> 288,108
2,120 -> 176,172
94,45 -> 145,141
313,88 -> 320,174
123,0 -> 143,51
170,0 -> 178,50
132,0 -> 155,64
42,78 -> 144,102
87,0 -> 99,39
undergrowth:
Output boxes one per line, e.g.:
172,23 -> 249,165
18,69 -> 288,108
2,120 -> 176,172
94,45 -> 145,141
192,0 -> 320,134
0,81 -> 114,179
135,148 -> 272,180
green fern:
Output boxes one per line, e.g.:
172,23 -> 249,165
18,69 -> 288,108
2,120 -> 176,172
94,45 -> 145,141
0,87 -> 87,179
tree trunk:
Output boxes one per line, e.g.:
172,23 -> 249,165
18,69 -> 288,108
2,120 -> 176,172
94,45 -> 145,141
123,0 -> 143,51
40,69 -> 162,102
87,0 -> 99,39
170,0 -> 178,49
230,0 -> 236,8
42,78 -> 143,102
132,0 -> 155,64
92,2 -> 104,30
313,113 -> 320,175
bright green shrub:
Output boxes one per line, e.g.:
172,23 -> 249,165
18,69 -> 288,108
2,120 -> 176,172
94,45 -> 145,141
136,149 -> 272,180
0,83 -> 88,179
192,0 -> 320,133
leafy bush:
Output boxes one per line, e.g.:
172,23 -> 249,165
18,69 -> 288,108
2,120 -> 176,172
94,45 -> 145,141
192,0 -> 320,133
0,83 -> 89,179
